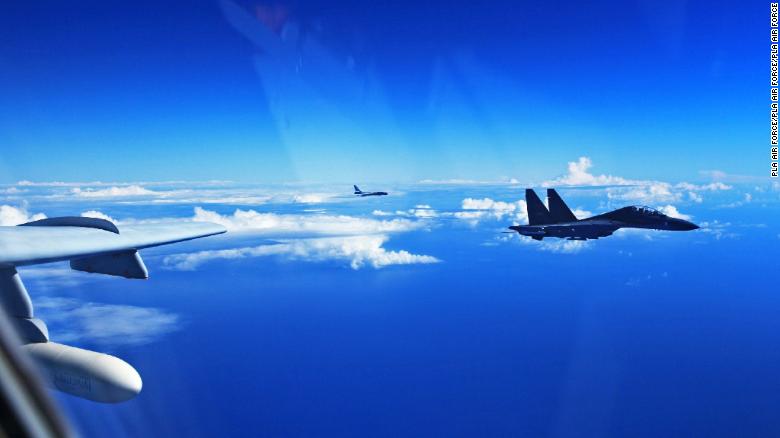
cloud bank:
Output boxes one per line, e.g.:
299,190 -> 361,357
192,207 -> 425,236
164,235 -> 440,270
454,197 -> 528,225
542,156 -> 732,205
34,297 -> 180,346
71,185 -> 158,198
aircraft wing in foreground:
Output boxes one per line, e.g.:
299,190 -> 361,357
0,217 -> 226,403
509,189 -> 698,241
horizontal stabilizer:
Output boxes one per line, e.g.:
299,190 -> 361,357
546,189 -> 578,223
71,250 -> 148,279
526,189 -> 553,225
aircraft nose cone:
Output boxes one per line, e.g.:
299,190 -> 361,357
676,219 -> 699,231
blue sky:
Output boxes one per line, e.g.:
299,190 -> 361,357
0,0 -> 767,183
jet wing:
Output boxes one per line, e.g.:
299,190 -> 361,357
0,221 -> 226,267
0,219 -> 226,403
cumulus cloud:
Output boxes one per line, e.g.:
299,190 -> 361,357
688,192 -> 703,203
292,193 -> 334,204
0,205 -> 46,226
542,157 -> 633,187
656,205 -> 691,220
80,210 -> 118,223
607,182 -> 679,203
407,205 -> 437,218
540,157 -> 732,205
571,208 -> 592,219
34,297 -> 180,346
372,205 -> 438,219
164,235 -> 440,270
192,207 -> 425,235
455,198 -> 528,225
607,181 -> 732,205
71,185 -> 157,198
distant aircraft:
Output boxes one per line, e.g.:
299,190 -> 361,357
0,216 -> 225,403
354,185 -> 388,197
509,189 -> 698,240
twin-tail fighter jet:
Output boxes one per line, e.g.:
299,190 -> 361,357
0,216 -> 225,403
509,189 -> 698,240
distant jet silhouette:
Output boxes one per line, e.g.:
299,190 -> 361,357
509,189 -> 698,241
354,185 -> 388,197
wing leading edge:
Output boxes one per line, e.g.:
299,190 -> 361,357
0,221 -> 225,267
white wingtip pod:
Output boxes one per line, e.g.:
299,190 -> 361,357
23,342 -> 142,403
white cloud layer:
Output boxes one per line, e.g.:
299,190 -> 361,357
71,185 -> 157,198
454,197 -> 528,225
34,297 -> 180,346
372,205 -> 438,219
192,207 -> 425,235
608,182 -> 679,203
164,235 -> 440,270
292,193 -> 333,203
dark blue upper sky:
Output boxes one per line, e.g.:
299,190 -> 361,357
0,0 -> 766,183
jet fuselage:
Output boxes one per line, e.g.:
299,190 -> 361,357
510,190 -> 698,241
353,185 -> 387,197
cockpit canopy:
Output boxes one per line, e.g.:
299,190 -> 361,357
597,205 -> 668,222
626,205 -> 664,217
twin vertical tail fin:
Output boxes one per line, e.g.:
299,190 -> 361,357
525,188 -> 578,225
546,189 -> 578,223
525,189 -> 553,225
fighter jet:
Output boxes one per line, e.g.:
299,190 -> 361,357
354,185 -> 388,197
0,216 -> 225,403
509,189 -> 698,240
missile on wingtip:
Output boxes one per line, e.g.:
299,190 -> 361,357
23,342 -> 142,403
